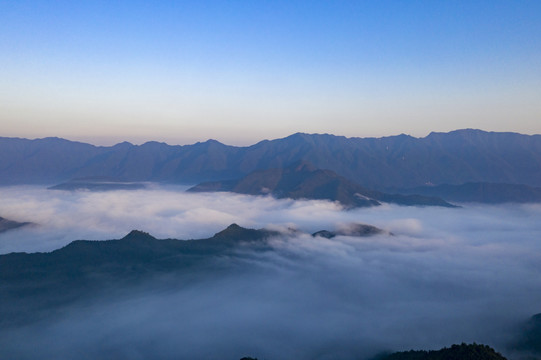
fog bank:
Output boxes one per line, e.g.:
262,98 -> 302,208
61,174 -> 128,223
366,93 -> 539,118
1,186 -> 540,359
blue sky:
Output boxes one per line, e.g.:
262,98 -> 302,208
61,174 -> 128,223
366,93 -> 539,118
1,0 -> 540,145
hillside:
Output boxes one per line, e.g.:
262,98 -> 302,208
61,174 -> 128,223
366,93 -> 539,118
0,223 -> 385,327
0,224 -> 277,327
513,313 -> 541,356
188,161 -> 455,208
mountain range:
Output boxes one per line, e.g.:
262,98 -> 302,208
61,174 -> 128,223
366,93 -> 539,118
2,129 -> 541,190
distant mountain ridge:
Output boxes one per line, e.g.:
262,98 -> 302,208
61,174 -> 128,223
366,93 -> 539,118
188,161 -> 455,208
2,129 -> 541,189
396,182 -> 541,204
48,176 -> 147,191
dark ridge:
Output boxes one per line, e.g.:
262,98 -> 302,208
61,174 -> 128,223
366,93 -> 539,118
122,230 -> 156,241
375,343 -> 507,360
312,230 -> 336,239
512,313 -> 541,355
0,224 -> 279,327
211,223 -> 276,242
343,223 -> 385,236
189,161 -> 455,208
214,223 -> 243,234
0,216 -> 32,234
312,223 -> 386,238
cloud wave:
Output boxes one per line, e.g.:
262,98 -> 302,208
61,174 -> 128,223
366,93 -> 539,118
1,186 -> 541,359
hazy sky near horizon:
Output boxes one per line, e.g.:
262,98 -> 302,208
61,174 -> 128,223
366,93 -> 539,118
1,1 -> 540,146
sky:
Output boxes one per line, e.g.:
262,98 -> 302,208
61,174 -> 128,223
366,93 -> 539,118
1,0 -> 540,146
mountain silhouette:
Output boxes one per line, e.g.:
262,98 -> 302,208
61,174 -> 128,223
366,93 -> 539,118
512,313 -> 541,356
375,343 -> 507,360
0,216 -> 32,233
2,130 -> 541,191
0,224 -> 278,327
188,161 -> 455,208
0,222 -> 394,328
312,223 -> 386,238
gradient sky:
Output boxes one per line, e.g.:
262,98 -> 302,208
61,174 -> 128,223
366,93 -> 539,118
1,0 -> 540,145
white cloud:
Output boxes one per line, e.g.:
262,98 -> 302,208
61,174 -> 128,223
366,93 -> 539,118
1,186 -> 541,359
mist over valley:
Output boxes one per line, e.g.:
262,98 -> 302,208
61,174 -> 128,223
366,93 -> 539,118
1,182 -> 541,359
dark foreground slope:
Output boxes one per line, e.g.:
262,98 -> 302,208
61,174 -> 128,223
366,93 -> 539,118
0,224 -> 276,327
0,222 -> 387,328
242,344 -> 508,360
0,225 -> 538,360
513,313 -> 541,357
2,129 -> 541,189
376,343 -> 507,360
188,161 -> 455,208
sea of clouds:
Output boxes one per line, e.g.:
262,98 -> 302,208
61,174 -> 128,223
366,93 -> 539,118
1,185 -> 541,359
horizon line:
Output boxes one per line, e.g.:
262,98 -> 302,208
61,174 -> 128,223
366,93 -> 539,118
3,128 -> 539,148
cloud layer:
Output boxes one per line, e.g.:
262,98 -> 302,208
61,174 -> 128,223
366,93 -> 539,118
1,186 -> 541,359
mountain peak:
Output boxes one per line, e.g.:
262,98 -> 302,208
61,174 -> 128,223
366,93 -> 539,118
140,141 -> 170,148
426,128 -> 489,138
194,139 -> 225,147
122,230 -> 156,241
282,132 -> 312,143
210,223 -> 271,242
213,223 -> 244,237
112,141 -> 133,148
